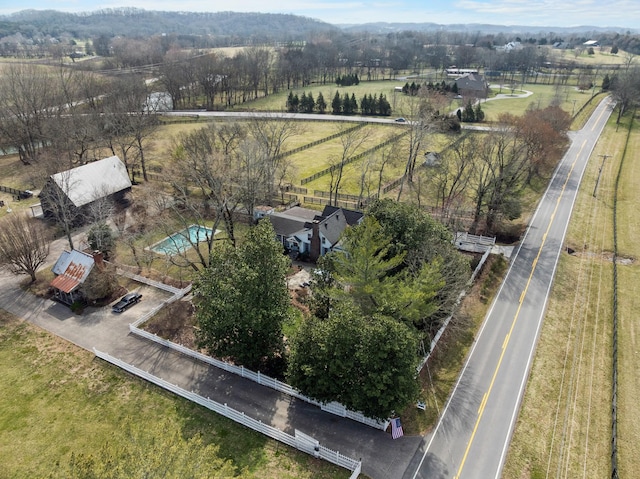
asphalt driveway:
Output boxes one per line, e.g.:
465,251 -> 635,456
0,232 -> 423,479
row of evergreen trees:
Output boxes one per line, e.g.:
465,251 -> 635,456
457,100 -> 485,122
335,73 -> 360,86
402,80 -> 458,96
286,90 -> 392,116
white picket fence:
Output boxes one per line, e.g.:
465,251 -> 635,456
129,322 -> 388,431
416,247 -> 493,373
93,349 -> 362,479
123,271 -> 388,431
117,268 -> 188,296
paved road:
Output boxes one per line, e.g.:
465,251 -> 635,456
402,96 -> 615,479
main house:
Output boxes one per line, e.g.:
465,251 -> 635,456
40,155 -> 132,225
268,205 -> 364,261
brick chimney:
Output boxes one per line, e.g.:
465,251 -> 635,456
92,251 -> 104,269
309,220 -> 321,262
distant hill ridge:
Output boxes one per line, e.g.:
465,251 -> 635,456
0,8 -> 337,40
0,8 -> 634,40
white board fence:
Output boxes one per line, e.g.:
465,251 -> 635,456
93,349 -> 362,479
129,321 -> 388,431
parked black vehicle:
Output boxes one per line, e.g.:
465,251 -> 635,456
112,292 -> 142,313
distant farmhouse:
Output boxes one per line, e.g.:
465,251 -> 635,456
495,41 -> 523,52
40,156 -> 132,225
455,73 -> 489,99
267,205 -> 364,262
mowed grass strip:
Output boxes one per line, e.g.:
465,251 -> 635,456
0,311 -> 351,479
503,109 -> 627,479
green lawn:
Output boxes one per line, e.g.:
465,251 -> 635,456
0,311 -> 351,479
479,83 -> 599,121
237,79 -> 412,115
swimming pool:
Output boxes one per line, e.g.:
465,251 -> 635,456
150,225 -> 218,255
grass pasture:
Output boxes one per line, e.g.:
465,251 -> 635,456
0,311 -> 350,479
502,111 -> 638,478
480,83 -> 598,123
611,113 -> 640,479
240,79 -> 410,114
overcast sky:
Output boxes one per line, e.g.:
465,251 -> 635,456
1,1 -> 638,30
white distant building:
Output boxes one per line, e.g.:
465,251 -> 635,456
496,41 -> 523,52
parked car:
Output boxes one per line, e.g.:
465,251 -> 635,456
112,292 -> 142,313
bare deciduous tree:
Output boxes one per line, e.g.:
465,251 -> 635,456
0,63 -> 64,164
0,213 -> 50,283
397,88 -> 449,200
102,75 -> 159,182
248,114 -> 301,198
327,122 -> 370,206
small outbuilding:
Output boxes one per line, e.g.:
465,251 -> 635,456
50,250 -> 103,305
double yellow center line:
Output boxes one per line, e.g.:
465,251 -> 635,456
454,140 -> 587,478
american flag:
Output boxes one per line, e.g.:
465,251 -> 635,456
391,417 -> 404,439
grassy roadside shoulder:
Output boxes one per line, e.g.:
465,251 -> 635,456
503,110 -> 638,478
0,310 -> 351,479
613,111 -> 640,479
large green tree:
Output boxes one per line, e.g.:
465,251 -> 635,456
367,199 -> 470,326
194,220 -> 291,372
287,302 -> 420,420
329,216 -> 443,326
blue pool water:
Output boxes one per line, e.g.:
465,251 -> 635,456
150,225 -> 216,255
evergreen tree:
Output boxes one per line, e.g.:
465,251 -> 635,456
462,100 -> 476,122
306,92 -> 315,113
316,91 -> 327,113
361,94 -> 370,115
350,93 -> 358,114
194,220 -> 291,372
286,92 -> 299,112
287,303 -> 420,421
299,92 -> 308,112
370,94 -> 376,115
286,92 -> 295,112
342,92 -> 352,114
378,94 -> 392,116
331,90 -> 342,114
475,102 -> 485,122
